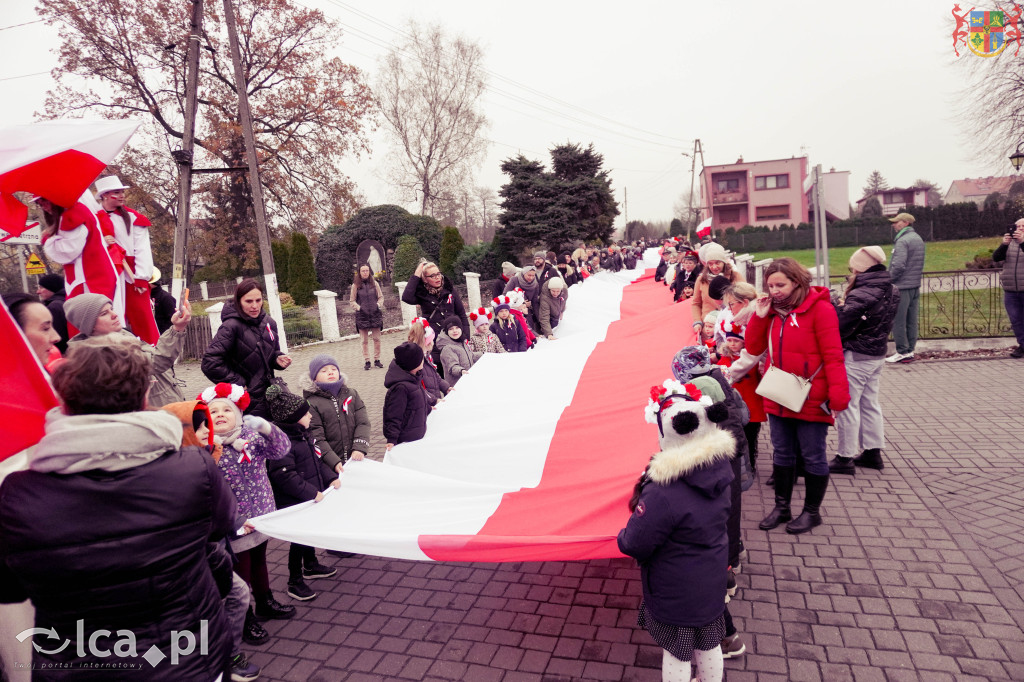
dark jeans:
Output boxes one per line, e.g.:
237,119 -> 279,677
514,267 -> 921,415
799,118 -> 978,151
234,541 -> 271,597
288,543 -> 317,580
768,415 -> 829,476
1005,290 -> 1024,346
893,287 -> 920,354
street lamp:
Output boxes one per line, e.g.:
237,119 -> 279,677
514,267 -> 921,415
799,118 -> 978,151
1010,142 -> 1024,172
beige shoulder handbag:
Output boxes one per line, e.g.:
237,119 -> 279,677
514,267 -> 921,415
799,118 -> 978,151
755,317 -> 823,412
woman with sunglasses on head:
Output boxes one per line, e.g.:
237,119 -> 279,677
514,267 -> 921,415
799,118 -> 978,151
402,260 -> 469,376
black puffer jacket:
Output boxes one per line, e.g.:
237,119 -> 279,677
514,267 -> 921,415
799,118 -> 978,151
836,266 -> 900,357
268,422 -> 337,508
0,447 -> 235,681
201,302 -> 283,415
402,273 -> 469,339
419,358 -> 450,406
655,259 -> 668,282
351,279 -> 384,330
304,382 -> 372,470
382,361 -> 429,445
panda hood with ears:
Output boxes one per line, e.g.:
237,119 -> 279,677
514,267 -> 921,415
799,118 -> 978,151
643,380 -> 736,495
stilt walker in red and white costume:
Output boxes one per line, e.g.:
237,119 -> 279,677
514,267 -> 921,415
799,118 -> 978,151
39,196 -> 120,338
93,175 -> 160,345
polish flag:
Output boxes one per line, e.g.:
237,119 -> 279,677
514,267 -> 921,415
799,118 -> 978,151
252,251 -> 699,562
0,299 -> 59,462
0,119 -> 140,235
696,217 -> 713,239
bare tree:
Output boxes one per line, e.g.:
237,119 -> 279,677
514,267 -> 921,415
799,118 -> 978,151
377,22 -> 489,215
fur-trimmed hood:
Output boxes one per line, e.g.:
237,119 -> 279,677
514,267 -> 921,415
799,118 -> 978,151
648,428 -> 735,498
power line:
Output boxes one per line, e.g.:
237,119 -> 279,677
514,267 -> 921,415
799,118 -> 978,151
0,71 -> 50,82
0,19 -> 43,31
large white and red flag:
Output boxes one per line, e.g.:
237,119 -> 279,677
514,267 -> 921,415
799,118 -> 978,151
252,252 -> 699,562
696,217 -> 713,239
0,119 -> 140,236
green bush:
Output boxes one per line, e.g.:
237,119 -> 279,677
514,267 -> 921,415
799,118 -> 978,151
271,240 -> 291,293
287,232 -> 320,306
453,241 -> 500,281
439,226 -> 465,280
393,235 -> 426,283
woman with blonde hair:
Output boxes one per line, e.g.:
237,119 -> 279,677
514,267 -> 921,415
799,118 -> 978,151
350,263 -> 384,370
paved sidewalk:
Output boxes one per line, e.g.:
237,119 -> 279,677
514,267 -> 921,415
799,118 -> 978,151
177,345 -> 1024,681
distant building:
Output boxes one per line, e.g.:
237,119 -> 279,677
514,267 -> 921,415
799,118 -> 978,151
699,156 -> 810,231
944,175 -> 1022,207
856,186 -> 931,217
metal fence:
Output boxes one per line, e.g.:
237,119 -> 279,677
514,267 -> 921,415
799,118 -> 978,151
829,269 -> 1012,339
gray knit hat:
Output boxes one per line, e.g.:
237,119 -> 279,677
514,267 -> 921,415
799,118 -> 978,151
63,293 -> 112,337
309,354 -> 341,381
501,261 -> 518,279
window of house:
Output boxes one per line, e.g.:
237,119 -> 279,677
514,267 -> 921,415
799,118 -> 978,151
715,179 -> 740,192
718,207 -> 741,222
754,174 -> 790,190
755,205 -> 790,221
884,192 -> 909,205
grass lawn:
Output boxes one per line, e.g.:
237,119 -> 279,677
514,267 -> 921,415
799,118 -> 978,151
750,237 -> 999,275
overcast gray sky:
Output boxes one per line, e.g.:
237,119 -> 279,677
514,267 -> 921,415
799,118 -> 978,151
0,0 -> 1003,228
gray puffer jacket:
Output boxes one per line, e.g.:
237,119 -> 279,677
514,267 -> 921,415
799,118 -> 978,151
889,227 -> 925,289
994,240 -> 1024,293
436,331 -> 480,384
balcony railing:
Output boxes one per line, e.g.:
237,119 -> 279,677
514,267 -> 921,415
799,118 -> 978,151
713,191 -> 748,205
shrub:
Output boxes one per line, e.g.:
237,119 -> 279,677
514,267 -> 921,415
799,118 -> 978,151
393,235 -> 426,283
966,248 -> 998,269
454,242 -> 500,281
287,232 -> 320,306
439,226 -> 465,280
271,240 -> 291,292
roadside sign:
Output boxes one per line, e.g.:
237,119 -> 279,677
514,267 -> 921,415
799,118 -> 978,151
0,222 -> 41,245
25,253 -> 46,275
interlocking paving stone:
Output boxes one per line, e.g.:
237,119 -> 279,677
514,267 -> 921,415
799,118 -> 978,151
174,342 -> 1024,680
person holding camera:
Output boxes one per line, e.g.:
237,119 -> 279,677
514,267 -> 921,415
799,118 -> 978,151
994,219 -> 1024,358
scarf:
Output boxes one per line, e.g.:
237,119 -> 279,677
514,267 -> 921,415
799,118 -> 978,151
316,379 -> 347,398
771,289 -> 805,319
28,408 -> 182,474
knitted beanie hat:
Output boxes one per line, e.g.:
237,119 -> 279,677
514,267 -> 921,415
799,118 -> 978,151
443,316 -> 464,334
63,293 -> 112,337
701,242 -> 728,264
501,261 -> 518,279
707,275 -> 732,301
265,384 -> 309,425
394,341 -> 424,372
309,354 -> 340,381
469,307 -> 493,328
38,274 -> 65,294
848,245 -> 887,273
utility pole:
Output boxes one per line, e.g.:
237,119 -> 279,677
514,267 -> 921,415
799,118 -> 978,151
223,0 -> 288,351
170,0 -> 204,308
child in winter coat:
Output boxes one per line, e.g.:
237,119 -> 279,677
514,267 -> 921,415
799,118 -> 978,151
468,307 -> 507,355
201,382 -> 295,643
383,342 -> 430,449
304,354 -> 371,471
618,380 -> 735,682
490,296 -> 529,352
702,311 -> 720,361
505,289 -> 537,348
265,385 -> 340,603
716,329 -> 765,473
436,315 -> 479,384
409,318 -> 450,406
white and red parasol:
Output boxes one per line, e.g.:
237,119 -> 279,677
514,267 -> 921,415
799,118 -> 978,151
0,119 -> 141,236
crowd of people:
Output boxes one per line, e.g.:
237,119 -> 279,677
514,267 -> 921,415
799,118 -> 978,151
0,200 -> 1010,682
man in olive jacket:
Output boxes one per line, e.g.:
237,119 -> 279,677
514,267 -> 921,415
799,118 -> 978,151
886,212 -> 925,363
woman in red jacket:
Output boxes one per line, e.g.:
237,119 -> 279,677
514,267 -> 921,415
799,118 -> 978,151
744,258 -> 850,534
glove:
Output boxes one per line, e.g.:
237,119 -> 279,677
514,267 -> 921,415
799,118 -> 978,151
242,415 -> 273,436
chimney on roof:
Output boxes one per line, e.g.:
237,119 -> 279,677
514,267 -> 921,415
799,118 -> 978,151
830,167 -> 835,172
736,156 -> 743,164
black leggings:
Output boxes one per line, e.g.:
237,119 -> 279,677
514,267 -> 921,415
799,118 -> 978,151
234,541 -> 271,598
743,422 -> 762,469
288,543 -> 317,580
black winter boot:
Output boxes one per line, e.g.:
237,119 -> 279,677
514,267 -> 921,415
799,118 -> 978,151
829,456 -> 855,475
853,448 -> 884,470
759,465 -> 795,530
254,592 -> 296,620
786,473 -> 829,535
242,607 -> 269,645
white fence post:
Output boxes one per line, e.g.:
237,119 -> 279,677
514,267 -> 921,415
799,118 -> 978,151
395,282 -> 417,327
206,302 -> 224,337
235,276 -> 244,285
464,272 -> 482,311
753,258 -> 774,293
314,290 -> 341,342
199,281 -> 209,301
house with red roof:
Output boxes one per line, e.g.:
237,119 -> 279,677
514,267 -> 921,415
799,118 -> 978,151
944,175 -> 1021,207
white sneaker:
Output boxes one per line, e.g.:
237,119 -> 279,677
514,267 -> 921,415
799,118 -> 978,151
885,352 -> 906,363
